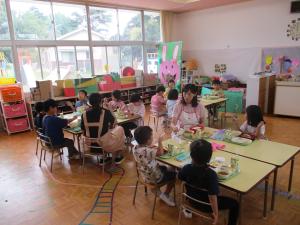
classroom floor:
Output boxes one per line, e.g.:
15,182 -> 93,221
0,110 -> 299,225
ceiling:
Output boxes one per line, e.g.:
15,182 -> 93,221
83,0 -> 252,12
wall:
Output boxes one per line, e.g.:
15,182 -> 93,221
172,0 -> 300,82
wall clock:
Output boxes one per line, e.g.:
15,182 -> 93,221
287,18 -> 300,41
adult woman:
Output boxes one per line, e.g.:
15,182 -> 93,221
171,84 -> 206,132
81,93 -> 125,166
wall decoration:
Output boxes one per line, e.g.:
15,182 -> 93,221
158,41 -> 182,84
286,18 -> 300,41
214,64 -> 227,74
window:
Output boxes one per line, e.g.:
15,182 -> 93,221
40,47 -> 59,81
0,47 -> 15,77
90,7 -> 118,41
10,0 -> 54,40
0,0 -> 10,39
53,3 -> 88,40
145,46 -> 158,73
144,11 -> 161,42
57,46 -> 76,79
93,47 -> 107,75
17,47 -> 42,88
107,46 -> 120,74
118,9 -> 142,41
76,46 -> 92,78
1,2 -> 162,83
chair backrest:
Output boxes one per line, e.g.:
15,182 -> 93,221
37,132 -> 54,148
180,181 -> 214,221
135,161 -> 157,185
82,136 -> 103,154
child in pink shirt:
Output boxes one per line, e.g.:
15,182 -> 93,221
151,86 -> 167,115
104,90 -> 127,112
127,94 -> 145,126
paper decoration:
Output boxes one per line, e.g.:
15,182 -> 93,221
265,56 -> 273,65
287,18 -> 300,41
158,41 -> 182,84
215,64 -> 227,73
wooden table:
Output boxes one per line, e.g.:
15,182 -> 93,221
210,138 -> 300,211
158,138 -> 275,223
199,98 -> 228,126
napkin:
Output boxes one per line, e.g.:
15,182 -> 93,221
211,142 -> 226,151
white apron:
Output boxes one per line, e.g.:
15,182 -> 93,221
178,109 -> 199,130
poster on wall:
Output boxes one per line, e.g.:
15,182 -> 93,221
158,41 -> 182,85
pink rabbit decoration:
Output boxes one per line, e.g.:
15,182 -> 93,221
159,44 -> 180,84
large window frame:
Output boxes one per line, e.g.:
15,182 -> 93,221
0,0 -> 161,87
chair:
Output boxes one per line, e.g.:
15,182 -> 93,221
35,128 -> 43,156
178,182 -> 227,225
147,110 -> 166,131
38,133 -> 64,173
81,136 -> 109,174
132,162 -> 176,219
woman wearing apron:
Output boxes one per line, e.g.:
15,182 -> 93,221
171,84 -> 206,132
81,93 -> 124,167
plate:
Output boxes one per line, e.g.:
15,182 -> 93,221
207,95 -> 219,100
231,137 -> 252,146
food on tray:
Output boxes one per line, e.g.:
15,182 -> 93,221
231,137 -> 252,145
182,127 -> 212,140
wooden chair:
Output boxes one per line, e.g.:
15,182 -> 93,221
147,110 -> 166,131
178,182 -> 227,225
81,136 -> 109,174
132,162 -> 176,219
38,133 -> 64,173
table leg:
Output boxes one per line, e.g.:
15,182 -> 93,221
288,158 -> 295,193
77,134 -> 82,158
238,193 -> 243,225
271,168 -> 278,211
263,177 -> 269,218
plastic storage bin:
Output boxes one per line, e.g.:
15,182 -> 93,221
3,101 -> 26,118
7,118 -> 29,133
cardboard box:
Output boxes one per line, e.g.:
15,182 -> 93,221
36,80 -> 52,100
143,74 -> 158,86
53,80 -> 64,97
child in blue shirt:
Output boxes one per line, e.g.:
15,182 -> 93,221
43,99 -> 79,159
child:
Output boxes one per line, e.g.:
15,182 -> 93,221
166,89 -> 179,118
104,90 -> 127,112
211,79 -> 225,98
211,79 -> 225,121
151,85 -> 166,115
34,102 -> 45,130
43,99 -> 80,159
164,79 -> 175,99
75,90 -> 88,110
178,139 -> 239,224
133,126 -> 176,207
127,93 -> 145,126
238,105 -> 266,139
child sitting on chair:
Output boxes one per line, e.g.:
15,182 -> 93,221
151,85 -> 167,116
133,126 -> 176,207
34,102 -> 45,130
104,90 -> 127,112
166,89 -> 179,128
127,93 -> 145,126
164,79 -> 175,99
236,105 -> 266,140
178,139 -> 239,224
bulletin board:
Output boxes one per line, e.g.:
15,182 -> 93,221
158,41 -> 183,85
262,47 -> 300,75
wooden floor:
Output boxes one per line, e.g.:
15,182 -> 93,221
0,110 -> 300,225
